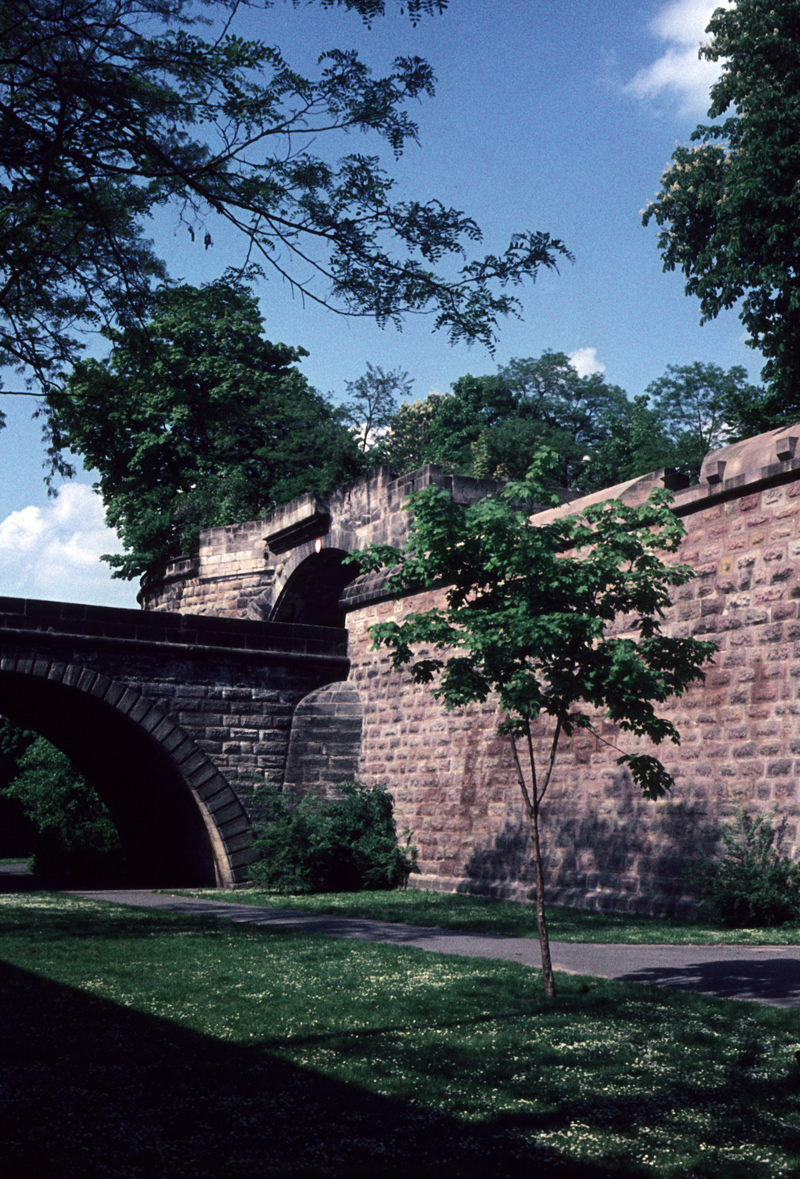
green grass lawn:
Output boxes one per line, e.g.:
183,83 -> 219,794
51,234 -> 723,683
1,892 -> 799,1178
174,885 -> 800,945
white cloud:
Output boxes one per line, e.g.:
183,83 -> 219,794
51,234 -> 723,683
568,348 -> 606,378
0,484 -> 139,608
624,0 -> 730,117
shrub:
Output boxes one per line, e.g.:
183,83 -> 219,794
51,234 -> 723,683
247,781 -> 417,893
692,810 -> 800,927
2,734 -> 125,883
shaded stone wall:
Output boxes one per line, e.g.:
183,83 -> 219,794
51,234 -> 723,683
0,598 -> 348,885
282,682 -> 363,796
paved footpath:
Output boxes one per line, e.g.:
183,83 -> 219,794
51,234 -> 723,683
74,889 -> 800,1010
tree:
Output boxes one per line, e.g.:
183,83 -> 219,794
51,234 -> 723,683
381,389 -> 445,473
340,362 -> 412,456
383,351 -> 649,491
357,465 -> 715,997
645,362 -> 763,481
581,394 -> 670,491
0,717 -> 36,856
400,372 -> 517,475
0,0 -> 570,451
490,353 -> 637,489
642,0 -> 800,410
49,279 -> 361,578
0,719 -> 123,881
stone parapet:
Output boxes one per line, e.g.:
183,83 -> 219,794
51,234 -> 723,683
138,464 -> 508,620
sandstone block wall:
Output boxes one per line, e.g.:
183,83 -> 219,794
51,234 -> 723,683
134,424 -> 800,912
282,682 -> 363,796
137,521 -> 275,616
140,465 -> 506,621
346,428 -> 800,913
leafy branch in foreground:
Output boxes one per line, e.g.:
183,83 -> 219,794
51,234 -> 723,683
357,460 -> 717,997
0,0 -> 570,448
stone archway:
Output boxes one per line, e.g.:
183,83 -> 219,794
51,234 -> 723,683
0,656 -> 254,887
270,548 -> 357,628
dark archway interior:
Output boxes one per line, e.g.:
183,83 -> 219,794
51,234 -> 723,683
0,672 -> 217,887
271,549 -> 357,627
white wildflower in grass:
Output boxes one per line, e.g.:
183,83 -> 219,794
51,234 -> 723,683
1,892 -> 799,1175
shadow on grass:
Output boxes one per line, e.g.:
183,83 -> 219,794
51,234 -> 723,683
4,903 -> 800,1178
0,956 -> 630,1179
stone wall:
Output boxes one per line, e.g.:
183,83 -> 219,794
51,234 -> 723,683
282,682 -> 363,796
138,520 -> 275,616
344,426 -> 800,913
140,465 -> 506,621
135,423 -> 800,912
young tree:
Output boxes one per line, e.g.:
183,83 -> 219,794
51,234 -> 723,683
340,362 -> 412,455
357,466 -> 716,997
49,279 -> 361,578
642,0 -> 800,408
0,0 -> 570,451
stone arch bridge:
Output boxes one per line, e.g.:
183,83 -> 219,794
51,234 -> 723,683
0,599 -> 349,886
0,466 -> 501,889
6,427 -> 800,911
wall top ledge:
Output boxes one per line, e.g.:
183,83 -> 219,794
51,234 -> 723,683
531,422 -> 800,526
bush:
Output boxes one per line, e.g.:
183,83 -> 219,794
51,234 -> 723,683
692,810 -> 800,927
247,781 -> 416,893
2,734 -> 125,883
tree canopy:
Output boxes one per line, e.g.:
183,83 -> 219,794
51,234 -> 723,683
358,466 -> 716,996
0,0 -> 569,432
382,353 -> 771,490
643,0 -> 800,411
645,361 -> 764,481
50,280 -> 361,578
382,351 -> 665,490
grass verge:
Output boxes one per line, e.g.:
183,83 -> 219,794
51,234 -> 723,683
1,891 -> 800,1177
171,886 -> 800,945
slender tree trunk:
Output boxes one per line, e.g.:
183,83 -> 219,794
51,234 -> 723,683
529,800 -> 556,999
509,731 -> 556,999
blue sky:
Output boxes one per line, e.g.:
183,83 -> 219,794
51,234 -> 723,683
0,0 -> 752,609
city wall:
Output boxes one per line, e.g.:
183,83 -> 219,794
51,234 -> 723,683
142,425 -> 800,913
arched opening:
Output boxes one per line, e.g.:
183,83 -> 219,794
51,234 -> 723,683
271,548 -> 357,628
0,716 -> 123,880
0,669 -> 229,887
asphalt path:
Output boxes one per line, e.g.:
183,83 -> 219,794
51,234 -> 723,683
70,888 -> 800,1010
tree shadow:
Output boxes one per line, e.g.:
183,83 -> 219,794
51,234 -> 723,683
617,956 -> 800,1007
460,815 -> 534,898
3,907 -> 800,1177
461,787 -> 720,918
0,951 -> 618,1179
